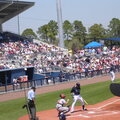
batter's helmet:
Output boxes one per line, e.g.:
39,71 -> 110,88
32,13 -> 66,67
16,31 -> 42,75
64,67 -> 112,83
60,94 -> 66,99
76,82 -> 80,87
31,86 -> 36,89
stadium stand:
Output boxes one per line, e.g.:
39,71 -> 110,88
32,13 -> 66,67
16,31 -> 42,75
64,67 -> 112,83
0,37 -> 119,92
0,1 -> 119,93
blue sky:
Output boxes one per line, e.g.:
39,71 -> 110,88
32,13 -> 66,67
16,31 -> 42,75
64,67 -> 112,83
3,0 -> 120,34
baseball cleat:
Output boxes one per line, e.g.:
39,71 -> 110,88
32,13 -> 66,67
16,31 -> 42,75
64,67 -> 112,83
83,108 -> 87,111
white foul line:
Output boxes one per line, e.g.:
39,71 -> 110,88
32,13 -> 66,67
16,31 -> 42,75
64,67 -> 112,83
90,111 -> 119,118
97,99 -> 120,110
67,114 -> 90,118
78,114 -> 90,118
67,98 -> 120,119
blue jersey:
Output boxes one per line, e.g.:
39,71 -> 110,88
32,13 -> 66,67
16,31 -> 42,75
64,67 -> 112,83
71,86 -> 80,95
110,65 -> 115,72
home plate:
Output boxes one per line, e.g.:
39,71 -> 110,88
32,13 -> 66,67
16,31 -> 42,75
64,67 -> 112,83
88,111 -> 95,114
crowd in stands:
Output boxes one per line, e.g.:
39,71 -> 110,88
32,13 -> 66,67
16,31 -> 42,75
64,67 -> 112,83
0,40 -> 68,72
0,39 -> 119,75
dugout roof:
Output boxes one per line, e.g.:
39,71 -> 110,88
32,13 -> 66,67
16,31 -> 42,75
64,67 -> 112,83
0,0 -> 34,24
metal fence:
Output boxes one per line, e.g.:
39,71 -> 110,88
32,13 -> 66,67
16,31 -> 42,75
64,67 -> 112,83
0,66 -> 120,93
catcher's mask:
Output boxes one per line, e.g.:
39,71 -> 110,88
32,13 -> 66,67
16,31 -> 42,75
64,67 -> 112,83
60,94 -> 66,99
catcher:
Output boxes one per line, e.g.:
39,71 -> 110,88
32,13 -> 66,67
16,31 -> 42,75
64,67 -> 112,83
56,93 -> 70,119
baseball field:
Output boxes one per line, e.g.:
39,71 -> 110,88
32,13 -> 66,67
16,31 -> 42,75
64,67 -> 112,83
0,74 -> 120,120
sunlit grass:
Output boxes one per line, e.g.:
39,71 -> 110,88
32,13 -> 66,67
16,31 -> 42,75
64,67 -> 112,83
0,79 -> 120,120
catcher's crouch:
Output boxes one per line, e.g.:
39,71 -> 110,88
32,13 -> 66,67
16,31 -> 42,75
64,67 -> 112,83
56,93 -> 70,119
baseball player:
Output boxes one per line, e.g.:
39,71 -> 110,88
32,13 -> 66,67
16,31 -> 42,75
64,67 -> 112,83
56,93 -> 70,118
27,87 -> 37,120
109,64 -> 115,82
70,82 -> 87,113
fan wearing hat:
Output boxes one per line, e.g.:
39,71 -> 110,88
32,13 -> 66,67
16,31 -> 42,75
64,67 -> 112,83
70,83 -> 87,113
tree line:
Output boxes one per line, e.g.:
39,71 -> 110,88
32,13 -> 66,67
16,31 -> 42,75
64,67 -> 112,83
22,18 -> 120,50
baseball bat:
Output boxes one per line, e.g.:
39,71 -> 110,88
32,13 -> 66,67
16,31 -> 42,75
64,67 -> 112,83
83,98 -> 88,105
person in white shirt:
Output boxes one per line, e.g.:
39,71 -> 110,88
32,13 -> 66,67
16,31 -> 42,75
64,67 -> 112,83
27,87 -> 36,120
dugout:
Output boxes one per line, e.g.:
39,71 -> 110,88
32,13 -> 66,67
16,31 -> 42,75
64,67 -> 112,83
0,66 -> 34,86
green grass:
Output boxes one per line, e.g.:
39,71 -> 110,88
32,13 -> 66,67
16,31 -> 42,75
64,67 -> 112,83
0,79 -> 119,120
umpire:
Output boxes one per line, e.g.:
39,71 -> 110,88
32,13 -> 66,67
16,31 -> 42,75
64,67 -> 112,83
27,87 -> 37,120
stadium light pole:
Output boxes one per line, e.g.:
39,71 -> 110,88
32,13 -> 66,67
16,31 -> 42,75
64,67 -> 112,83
56,0 -> 64,48
17,14 -> 20,35
17,0 -> 20,35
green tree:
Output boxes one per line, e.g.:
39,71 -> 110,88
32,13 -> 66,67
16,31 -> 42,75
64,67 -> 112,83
63,20 -> 73,40
37,20 -> 58,44
108,18 -> 120,37
88,24 -> 106,40
70,39 -> 82,53
37,24 -> 49,42
73,20 -> 86,39
47,20 -> 58,44
22,28 -> 37,39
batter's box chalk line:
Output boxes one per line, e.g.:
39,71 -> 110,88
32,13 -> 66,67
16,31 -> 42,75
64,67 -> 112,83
67,110 -> 120,118
67,98 -> 120,119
